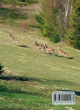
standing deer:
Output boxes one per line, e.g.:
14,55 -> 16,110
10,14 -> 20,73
58,47 -> 67,57
44,44 -> 55,55
35,42 -> 45,52
10,33 -> 18,45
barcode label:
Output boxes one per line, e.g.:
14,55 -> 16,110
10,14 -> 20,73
52,91 -> 75,105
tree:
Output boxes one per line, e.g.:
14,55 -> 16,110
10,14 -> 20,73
12,0 -> 16,6
36,0 -> 62,43
66,0 -> 80,49
73,3 -> 80,49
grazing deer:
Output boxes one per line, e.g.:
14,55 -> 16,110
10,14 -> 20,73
35,42 -> 45,51
44,44 -> 55,55
10,33 -> 18,44
58,47 -> 67,57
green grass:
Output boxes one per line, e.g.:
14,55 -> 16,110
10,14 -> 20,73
0,2 -> 39,28
0,25 -> 80,110
0,7 -> 28,26
1,0 -> 38,6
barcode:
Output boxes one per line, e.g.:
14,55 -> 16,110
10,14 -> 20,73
54,94 -> 71,101
52,91 -> 75,105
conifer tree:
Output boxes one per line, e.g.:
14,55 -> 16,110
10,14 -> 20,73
66,0 -> 80,49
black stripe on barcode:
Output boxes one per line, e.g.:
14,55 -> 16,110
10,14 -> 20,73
54,94 -> 56,101
58,94 -> 60,101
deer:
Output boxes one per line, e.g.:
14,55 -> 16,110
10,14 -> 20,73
44,44 -> 55,55
10,33 -> 18,45
35,42 -> 45,51
58,47 -> 67,57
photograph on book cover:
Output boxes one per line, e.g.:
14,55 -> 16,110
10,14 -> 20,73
0,0 -> 80,110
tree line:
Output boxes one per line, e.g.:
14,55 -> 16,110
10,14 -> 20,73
36,0 -> 80,49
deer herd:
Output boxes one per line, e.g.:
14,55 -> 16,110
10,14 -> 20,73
35,42 -> 67,57
9,33 -> 67,57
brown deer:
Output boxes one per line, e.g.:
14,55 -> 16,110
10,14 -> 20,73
44,44 -> 55,55
58,47 -> 67,57
10,33 -> 18,44
35,42 -> 45,51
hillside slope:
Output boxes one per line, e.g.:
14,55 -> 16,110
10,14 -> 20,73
0,2 -> 80,110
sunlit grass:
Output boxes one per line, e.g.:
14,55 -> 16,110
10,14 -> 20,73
0,25 -> 80,109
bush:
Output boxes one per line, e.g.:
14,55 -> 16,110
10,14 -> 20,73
36,13 -> 61,43
0,64 -> 4,75
65,29 -> 74,45
73,34 -> 80,49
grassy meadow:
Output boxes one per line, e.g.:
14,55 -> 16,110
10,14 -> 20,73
0,1 -> 80,110
1,0 -> 38,6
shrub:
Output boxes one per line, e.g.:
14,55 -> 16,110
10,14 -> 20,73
73,34 -> 80,49
0,64 -> 4,75
36,13 -> 60,43
36,0 -> 61,43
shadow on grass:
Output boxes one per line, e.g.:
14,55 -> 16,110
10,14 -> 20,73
0,83 -> 45,106
0,75 -> 78,87
75,91 -> 80,96
0,7 -> 28,20
0,75 -> 80,100
44,53 -> 74,59
0,84 -> 26,94
0,75 -> 28,81
17,45 -> 29,48
45,53 -> 53,55
55,54 -> 74,59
